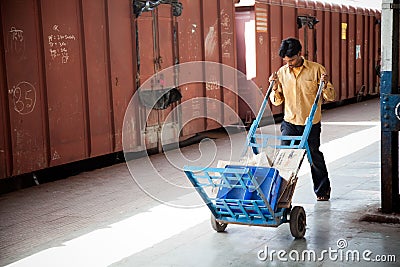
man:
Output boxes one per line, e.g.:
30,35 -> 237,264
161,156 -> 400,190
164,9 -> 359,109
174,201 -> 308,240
269,37 -> 335,201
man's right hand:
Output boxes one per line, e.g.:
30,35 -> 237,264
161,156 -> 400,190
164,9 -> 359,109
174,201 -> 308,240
269,72 -> 279,90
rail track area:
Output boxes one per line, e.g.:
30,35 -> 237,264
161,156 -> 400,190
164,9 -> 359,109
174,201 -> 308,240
1,98 -> 399,266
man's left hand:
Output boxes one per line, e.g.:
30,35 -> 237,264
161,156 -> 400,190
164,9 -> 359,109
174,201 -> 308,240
320,73 -> 328,83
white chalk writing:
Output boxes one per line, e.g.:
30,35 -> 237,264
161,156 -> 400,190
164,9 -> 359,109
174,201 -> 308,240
220,9 -> 233,58
206,75 -> 219,91
8,26 -> 25,55
9,81 -> 37,115
10,27 -> 24,42
47,25 -> 76,64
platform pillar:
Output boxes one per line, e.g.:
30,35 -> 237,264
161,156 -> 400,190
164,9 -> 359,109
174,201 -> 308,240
380,0 -> 400,213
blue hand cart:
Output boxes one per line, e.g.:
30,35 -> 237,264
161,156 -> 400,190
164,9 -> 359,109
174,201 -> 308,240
184,80 -> 325,238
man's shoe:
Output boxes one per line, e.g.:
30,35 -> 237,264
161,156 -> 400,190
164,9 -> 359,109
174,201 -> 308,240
317,187 -> 331,201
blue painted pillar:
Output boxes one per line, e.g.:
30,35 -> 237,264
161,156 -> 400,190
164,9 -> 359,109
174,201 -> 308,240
380,0 -> 400,213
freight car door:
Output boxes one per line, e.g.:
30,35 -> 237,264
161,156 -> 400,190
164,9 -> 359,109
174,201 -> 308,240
135,4 -> 180,152
297,15 -> 318,61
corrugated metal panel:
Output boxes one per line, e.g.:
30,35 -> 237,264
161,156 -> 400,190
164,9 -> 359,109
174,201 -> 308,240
0,17 -> 11,179
254,3 -> 270,91
136,11 -> 155,86
269,3 -> 282,74
235,7 -> 253,121
202,0 -> 223,130
135,4 -> 178,150
323,3 -> 333,90
340,5 -> 349,100
374,9 -> 381,93
158,6 -> 175,69
282,1 -> 296,38
220,0 -> 239,126
355,6 -> 364,95
2,0 -> 48,175
296,0 -> 317,61
107,0 -> 136,151
156,5 -> 179,146
236,6 -> 270,121
347,5 -> 357,98
135,9 -> 157,149
41,0 -> 88,166
269,3 -> 284,114
177,0 -> 206,136
315,1 -> 325,63
81,0 -> 114,157
331,4 -> 341,100
363,8 -> 370,94
136,10 -> 157,146
367,9 -> 375,94
308,2 -> 317,61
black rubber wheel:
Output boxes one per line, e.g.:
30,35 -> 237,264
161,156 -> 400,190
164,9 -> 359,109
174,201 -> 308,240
211,214 -> 227,232
289,206 -> 306,239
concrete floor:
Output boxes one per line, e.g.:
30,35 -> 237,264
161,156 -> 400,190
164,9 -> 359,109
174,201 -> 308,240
1,98 -> 399,266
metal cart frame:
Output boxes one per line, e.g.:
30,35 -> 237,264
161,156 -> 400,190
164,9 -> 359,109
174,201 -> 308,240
184,80 -> 325,238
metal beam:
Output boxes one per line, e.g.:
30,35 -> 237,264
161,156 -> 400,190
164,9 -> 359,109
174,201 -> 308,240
380,0 -> 400,213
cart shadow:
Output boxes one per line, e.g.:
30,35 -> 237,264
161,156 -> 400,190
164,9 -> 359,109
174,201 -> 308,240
287,237 -> 308,252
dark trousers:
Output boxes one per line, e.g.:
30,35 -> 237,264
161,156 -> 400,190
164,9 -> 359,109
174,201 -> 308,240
280,120 -> 331,197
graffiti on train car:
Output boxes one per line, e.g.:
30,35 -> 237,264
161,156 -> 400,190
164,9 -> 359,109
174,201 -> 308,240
9,81 -> 37,115
8,26 -> 25,56
206,76 -> 220,91
221,9 -> 234,59
47,25 -> 77,64
204,22 -> 218,59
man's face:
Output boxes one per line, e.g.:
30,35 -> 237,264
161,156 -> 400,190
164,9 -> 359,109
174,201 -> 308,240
283,53 -> 302,68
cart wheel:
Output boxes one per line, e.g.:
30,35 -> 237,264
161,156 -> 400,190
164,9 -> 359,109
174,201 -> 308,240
211,214 -> 227,232
289,206 -> 306,239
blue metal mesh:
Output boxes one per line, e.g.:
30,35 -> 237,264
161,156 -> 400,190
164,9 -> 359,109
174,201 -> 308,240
184,165 -> 284,226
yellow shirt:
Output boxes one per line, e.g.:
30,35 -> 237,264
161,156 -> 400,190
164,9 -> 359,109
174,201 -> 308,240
270,58 -> 336,125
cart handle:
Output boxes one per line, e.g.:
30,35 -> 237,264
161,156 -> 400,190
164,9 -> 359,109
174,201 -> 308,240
299,81 -> 325,148
244,81 -> 275,156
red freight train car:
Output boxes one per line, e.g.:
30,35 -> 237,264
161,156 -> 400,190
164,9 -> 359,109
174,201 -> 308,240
133,0 -> 239,152
0,0 -> 381,180
0,0 -> 240,179
0,0 -> 139,179
235,0 -> 381,120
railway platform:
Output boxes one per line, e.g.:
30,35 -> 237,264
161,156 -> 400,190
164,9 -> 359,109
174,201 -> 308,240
1,97 -> 399,266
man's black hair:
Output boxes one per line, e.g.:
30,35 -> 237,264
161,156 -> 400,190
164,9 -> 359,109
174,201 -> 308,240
279,38 -> 302,58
